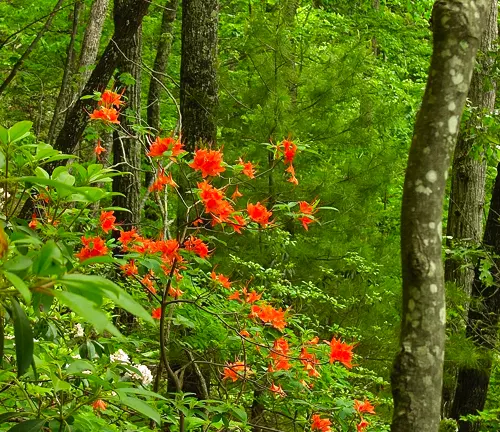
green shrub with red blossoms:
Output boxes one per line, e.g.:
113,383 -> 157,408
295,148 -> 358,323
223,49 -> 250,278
0,92 -> 388,431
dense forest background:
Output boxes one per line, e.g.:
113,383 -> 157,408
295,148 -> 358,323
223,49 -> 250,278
0,0 -> 499,431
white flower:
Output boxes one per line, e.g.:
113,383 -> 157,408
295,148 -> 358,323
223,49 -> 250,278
82,370 -> 92,375
110,349 -> 130,363
74,323 -> 84,337
72,354 -> 81,360
127,363 -> 153,386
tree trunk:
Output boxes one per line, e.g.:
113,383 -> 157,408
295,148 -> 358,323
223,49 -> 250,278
442,0 -> 497,417
52,0 -> 151,157
180,0 -> 219,152
391,2 -> 489,432
0,0 -> 65,97
111,25 -> 142,228
147,0 -> 179,134
47,1 -> 82,143
451,162 -> 500,432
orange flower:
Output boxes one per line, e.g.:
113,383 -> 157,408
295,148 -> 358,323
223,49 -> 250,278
277,139 -> 297,165
141,273 -> 157,295
121,260 -> 138,276
239,329 -> 250,338
357,419 -> 369,432
28,213 -> 38,229
286,164 -> 298,185
92,399 -> 107,411
168,286 -> 184,299
94,140 -> 106,156
231,186 -> 243,200
237,158 -> 256,179
100,211 -> 116,233
228,290 -> 241,301
197,181 -> 235,225
118,228 -> 139,250
297,200 -> 318,230
184,236 -> 210,259
250,304 -> 287,331
211,271 -> 231,289
270,337 -> 291,371
147,136 -> 184,158
354,399 -> 375,415
311,414 -> 331,432
99,89 -> 123,108
247,202 -> 272,227
326,337 -> 354,369
76,236 -> 109,261
229,214 -> 246,234
300,348 -> 320,377
269,383 -> 286,397
223,362 -> 249,382
245,290 -> 262,304
306,336 -> 319,345
190,149 -> 225,178
149,169 -> 177,192
89,107 -> 120,124
152,307 -> 162,320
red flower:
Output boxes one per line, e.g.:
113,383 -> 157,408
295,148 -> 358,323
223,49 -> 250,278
100,211 -> 116,233
28,213 -> 38,229
311,414 -> 331,432
147,136 -> 184,158
223,362 -> 249,382
357,419 -> 369,432
76,236 -> 109,261
99,89 -> 123,108
141,272 -> 157,295
149,169 -> 177,192
354,399 -> 375,415
278,139 -> 297,165
231,186 -> 243,200
237,158 -> 256,179
121,260 -> 138,276
190,149 -> 225,178
184,236 -> 210,259
229,214 -> 246,234
297,200 -> 318,230
92,399 -> 107,411
94,140 -> 106,156
168,286 -> 184,298
198,181 -> 235,225
306,336 -> 319,345
247,202 -> 272,227
286,164 -> 298,185
300,347 -> 320,377
118,228 -> 139,250
89,107 -> 120,124
250,304 -> 287,331
240,329 -> 250,338
269,383 -> 286,397
326,337 -> 354,369
152,307 -> 162,320
270,337 -> 291,371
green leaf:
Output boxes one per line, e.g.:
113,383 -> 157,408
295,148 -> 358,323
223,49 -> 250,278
31,240 -> 63,277
4,271 -> 31,303
0,126 -> 8,145
231,406 -> 248,423
9,121 -> 32,144
10,299 -> 34,377
54,291 -> 121,337
7,419 -> 46,432
65,360 -> 95,374
119,396 -> 161,424
0,412 -> 19,422
78,341 -> 96,360
115,387 -> 167,401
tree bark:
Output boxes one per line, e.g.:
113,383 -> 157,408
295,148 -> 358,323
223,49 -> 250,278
442,0 -> 497,417
147,0 -> 179,134
0,0 -> 65,97
391,2 -> 489,432
451,162 -> 500,432
47,1 -> 83,143
52,0 -> 151,157
180,0 -> 219,152
111,25 -> 142,228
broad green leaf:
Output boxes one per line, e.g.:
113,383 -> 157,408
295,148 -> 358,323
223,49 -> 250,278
0,412 -> 18,422
4,271 -> 31,302
115,387 -> 167,400
119,396 -> 161,424
31,240 -> 63,277
231,406 -> 248,423
66,360 -> 95,374
7,419 -> 46,432
0,126 -> 8,145
54,291 -> 121,337
9,121 -> 32,144
10,299 -> 33,377
78,340 -> 96,360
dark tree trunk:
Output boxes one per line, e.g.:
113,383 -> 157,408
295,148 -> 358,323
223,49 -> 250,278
112,25 -> 142,228
52,0 -> 151,157
451,162 -> 500,432
147,0 -> 179,134
180,0 -> 219,152
0,0 -> 65,96
391,2 -> 489,432
47,1 -> 83,143
442,0 -> 497,417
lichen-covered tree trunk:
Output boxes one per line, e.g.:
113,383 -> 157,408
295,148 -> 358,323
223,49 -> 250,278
442,0 -> 497,417
111,24 -> 142,228
180,0 -> 219,152
451,161 -> 500,431
391,2 -> 489,432
53,0 -> 150,157
147,0 -> 179,134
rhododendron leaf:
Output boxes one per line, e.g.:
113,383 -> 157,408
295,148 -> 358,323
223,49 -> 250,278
65,360 -> 95,374
118,396 -> 161,424
4,255 -> 32,272
318,206 -> 339,211
54,291 -> 121,337
0,412 -> 19,423
76,255 -> 115,266
4,271 -> 31,303
7,419 -> 46,432
0,126 -> 8,145
78,341 -> 96,360
8,121 -> 32,144
34,167 -> 49,179
32,241 -> 64,277
115,387 -> 167,400
231,406 -> 248,423
10,298 -> 34,377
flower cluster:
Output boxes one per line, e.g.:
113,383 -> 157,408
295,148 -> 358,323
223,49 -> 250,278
89,89 -> 123,124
